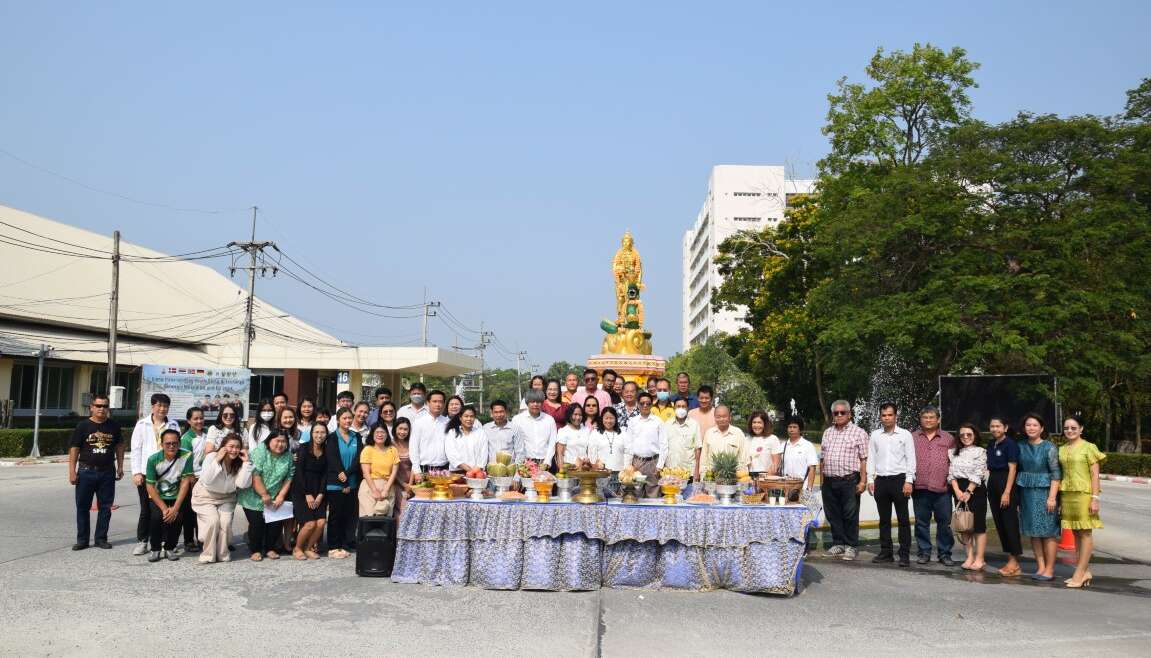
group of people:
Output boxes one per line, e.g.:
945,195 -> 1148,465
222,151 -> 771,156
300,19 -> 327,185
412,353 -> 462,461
821,400 -> 1103,588
66,369 -> 1104,586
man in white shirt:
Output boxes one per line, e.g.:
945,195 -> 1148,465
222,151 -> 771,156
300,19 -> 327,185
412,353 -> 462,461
396,382 -> 430,423
571,368 -> 612,412
327,390 -> 356,432
700,405 -> 747,474
483,399 -> 523,462
409,390 -> 448,474
129,393 -> 181,556
625,392 -> 668,497
511,390 -> 557,469
867,402 -> 916,566
664,397 -> 702,480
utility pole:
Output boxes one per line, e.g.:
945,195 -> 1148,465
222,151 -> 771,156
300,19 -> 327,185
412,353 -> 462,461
31,344 -> 51,458
478,324 -> 493,413
515,351 -> 528,403
421,300 -> 441,347
107,230 -> 120,399
228,206 -> 275,369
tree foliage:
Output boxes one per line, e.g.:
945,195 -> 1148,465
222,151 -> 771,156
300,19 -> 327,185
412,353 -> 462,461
666,339 -> 768,419
715,44 -> 1151,445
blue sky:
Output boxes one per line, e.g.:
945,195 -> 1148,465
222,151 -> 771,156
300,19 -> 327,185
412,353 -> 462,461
2,1 -> 1148,369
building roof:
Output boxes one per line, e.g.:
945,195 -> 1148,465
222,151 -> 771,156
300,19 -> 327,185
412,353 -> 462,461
0,204 -> 479,375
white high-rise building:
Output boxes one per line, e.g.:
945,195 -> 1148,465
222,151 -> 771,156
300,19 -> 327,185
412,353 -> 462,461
682,165 -> 816,351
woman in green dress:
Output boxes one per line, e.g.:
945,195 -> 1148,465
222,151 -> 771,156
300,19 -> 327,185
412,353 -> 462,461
1059,415 -> 1104,588
1016,413 -> 1061,581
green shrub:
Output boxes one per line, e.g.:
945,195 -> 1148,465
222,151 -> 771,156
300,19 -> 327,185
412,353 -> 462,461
1103,453 -> 1151,477
0,427 -> 133,458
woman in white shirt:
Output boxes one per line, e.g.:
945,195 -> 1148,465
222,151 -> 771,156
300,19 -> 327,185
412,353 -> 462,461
246,399 -> 275,451
205,403 -> 243,454
190,433 -> 252,564
588,407 -> 626,471
444,405 -> 489,472
556,403 -> 590,466
745,411 -> 783,476
949,422 -> 989,571
296,396 -> 316,445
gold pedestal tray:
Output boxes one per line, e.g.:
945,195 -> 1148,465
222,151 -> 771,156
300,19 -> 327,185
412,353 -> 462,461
567,469 -> 611,504
427,475 -> 455,501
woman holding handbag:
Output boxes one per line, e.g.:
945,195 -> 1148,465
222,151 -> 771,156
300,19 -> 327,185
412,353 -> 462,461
948,423 -> 988,571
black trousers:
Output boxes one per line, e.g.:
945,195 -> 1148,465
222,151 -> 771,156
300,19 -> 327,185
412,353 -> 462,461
874,474 -> 912,559
326,490 -> 357,550
136,484 -> 152,542
953,478 -> 988,534
75,468 -> 115,543
242,507 -> 283,555
987,470 -> 1023,556
180,491 -> 197,544
821,473 -> 861,548
148,500 -> 181,551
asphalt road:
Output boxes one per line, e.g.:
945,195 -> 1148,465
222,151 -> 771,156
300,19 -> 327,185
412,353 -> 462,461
1,463 -> 1149,657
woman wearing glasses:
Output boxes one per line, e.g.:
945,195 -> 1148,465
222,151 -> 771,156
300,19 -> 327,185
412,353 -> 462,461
206,403 -> 243,454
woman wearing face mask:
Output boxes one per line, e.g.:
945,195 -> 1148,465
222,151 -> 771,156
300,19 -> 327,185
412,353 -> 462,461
445,405 -> 489,472
1017,413 -> 1062,581
949,423 -> 988,571
986,416 -> 1024,576
247,399 -> 276,451
556,404 -> 590,467
292,423 -> 328,560
178,407 -> 209,554
206,403 -> 242,454
1058,415 -> 1104,588
237,432 -> 294,561
191,433 -> 252,564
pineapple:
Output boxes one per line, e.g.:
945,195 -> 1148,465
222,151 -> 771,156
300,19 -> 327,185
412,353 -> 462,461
710,450 -> 740,484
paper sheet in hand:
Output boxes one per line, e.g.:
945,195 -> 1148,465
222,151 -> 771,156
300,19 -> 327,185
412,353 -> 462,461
263,501 -> 294,523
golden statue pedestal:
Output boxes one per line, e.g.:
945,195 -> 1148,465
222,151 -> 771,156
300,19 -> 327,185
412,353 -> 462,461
587,353 -> 666,385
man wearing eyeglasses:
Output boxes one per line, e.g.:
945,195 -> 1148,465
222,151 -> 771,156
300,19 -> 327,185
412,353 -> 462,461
624,392 -> 668,498
820,400 -> 869,561
67,394 -> 124,551
571,368 -> 612,412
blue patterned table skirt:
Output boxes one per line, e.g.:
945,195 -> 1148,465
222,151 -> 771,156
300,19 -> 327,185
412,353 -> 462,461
391,499 -> 818,594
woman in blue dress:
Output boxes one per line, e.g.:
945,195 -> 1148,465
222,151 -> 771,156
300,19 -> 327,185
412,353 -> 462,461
1016,413 -> 1062,581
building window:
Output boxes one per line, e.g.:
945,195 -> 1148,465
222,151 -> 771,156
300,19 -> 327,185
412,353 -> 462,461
733,192 -> 761,197
249,374 -> 284,410
89,369 -> 141,410
10,363 -> 74,409
733,217 -> 760,222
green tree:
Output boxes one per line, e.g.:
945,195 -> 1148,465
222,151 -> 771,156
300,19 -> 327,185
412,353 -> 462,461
666,339 -> 768,419
545,361 -> 584,382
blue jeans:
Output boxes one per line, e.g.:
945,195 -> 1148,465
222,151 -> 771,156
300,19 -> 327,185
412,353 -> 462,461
76,469 -> 116,543
913,489 -> 953,559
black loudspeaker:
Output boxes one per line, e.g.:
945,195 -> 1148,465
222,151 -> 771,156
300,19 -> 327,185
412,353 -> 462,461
355,515 -> 397,577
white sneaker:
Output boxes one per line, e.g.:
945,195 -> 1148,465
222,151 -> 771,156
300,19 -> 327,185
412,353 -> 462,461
173,544 -> 185,556
842,547 -> 858,561
824,545 -> 845,557
132,541 -> 150,556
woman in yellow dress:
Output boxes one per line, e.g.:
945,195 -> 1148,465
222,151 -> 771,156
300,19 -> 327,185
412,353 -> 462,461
1058,415 -> 1104,589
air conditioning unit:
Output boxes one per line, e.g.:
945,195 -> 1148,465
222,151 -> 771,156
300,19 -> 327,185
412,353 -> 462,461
109,386 -> 126,409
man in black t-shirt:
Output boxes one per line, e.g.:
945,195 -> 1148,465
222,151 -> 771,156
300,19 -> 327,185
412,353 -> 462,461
68,393 -> 124,550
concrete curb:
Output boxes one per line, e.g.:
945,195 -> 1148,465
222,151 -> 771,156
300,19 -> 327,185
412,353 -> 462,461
1100,474 -> 1150,485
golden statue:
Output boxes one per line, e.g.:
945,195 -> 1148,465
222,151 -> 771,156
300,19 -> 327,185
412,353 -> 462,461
601,231 -> 653,355
612,231 -> 644,326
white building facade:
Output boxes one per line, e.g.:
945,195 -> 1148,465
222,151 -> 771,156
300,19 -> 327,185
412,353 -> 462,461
682,165 -> 815,350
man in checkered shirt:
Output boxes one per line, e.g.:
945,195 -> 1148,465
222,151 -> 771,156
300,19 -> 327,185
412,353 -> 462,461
820,399 -> 869,561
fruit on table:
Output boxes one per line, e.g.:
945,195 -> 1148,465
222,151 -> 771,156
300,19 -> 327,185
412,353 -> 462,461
487,463 -> 506,477
465,468 -> 487,480
495,451 -> 514,466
